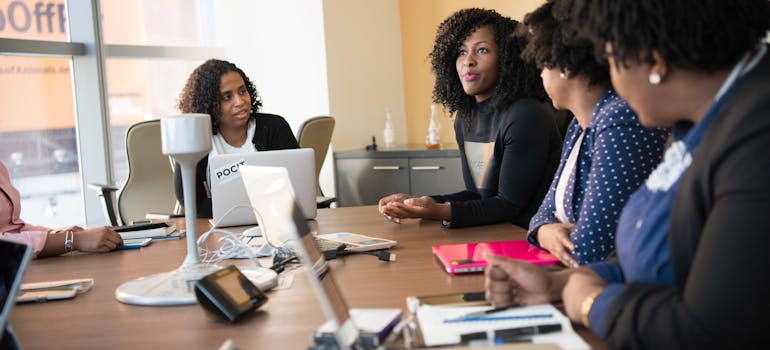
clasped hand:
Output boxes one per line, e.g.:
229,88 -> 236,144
377,193 -> 450,223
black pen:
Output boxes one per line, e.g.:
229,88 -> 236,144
460,305 -> 522,318
460,323 -> 562,345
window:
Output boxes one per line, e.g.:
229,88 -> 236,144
2,0 -> 330,227
0,0 -> 79,227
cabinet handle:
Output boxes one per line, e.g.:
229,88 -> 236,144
411,166 -> 442,171
372,166 -> 401,171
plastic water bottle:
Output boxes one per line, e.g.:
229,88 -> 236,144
383,107 -> 395,148
425,104 -> 441,149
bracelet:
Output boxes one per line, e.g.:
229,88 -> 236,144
64,230 -> 74,255
580,289 -> 603,328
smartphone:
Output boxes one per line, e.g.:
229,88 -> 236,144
120,238 -> 152,248
16,289 -> 78,303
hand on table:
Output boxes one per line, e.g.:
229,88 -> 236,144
73,227 -> 123,253
379,195 -> 450,222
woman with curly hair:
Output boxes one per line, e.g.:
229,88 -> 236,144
521,0 -> 668,266
485,0 -> 770,347
173,59 -> 298,218
379,8 -> 562,229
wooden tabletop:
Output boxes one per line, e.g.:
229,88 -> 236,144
10,206 -> 606,349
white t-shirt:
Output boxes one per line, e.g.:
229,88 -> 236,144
210,119 -> 257,156
206,119 -> 257,185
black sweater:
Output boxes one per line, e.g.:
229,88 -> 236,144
432,98 -> 562,228
173,113 -> 298,218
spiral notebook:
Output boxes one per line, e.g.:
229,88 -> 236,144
432,240 -> 559,274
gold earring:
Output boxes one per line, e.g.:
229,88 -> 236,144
649,72 -> 661,85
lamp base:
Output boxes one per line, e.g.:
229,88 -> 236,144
115,264 -> 277,306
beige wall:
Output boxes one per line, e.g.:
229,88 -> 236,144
323,0 -> 408,152
399,0 -> 545,145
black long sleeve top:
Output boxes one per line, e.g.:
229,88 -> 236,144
431,98 -> 562,228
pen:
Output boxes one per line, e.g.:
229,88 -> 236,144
460,305 -> 522,318
116,244 -> 142,250
460,323 -> 562,345
444,313 -> 553,323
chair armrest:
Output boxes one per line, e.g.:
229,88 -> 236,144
316,196 -> 337,209
87,183 -> 120,226
87,183 -> 119,195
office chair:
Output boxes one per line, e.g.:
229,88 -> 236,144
90,119 -> 181,226
296,116 -> 337,208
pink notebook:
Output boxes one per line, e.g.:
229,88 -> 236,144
432,240 -> 559,274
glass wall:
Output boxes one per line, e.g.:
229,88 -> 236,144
2,0 -> 330,227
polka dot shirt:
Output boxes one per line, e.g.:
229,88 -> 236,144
527,89 -> 669,264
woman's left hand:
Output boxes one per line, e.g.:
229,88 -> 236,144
562,268 -> 607,326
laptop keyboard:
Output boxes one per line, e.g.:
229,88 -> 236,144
315,237 -> 344,251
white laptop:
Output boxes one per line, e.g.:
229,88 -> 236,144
240,166 -> 400,349
0,239 -> 33,348
208,148 -> 317,227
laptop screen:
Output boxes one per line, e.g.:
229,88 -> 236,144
295,209 -> 352,331
0,239 -> 33,343
240,165 -> 358,347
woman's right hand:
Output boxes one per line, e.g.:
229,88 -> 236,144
378,193 -> 414,223
484,252 -> 556,307
73,227 -> 123,253
536,223 -> 579,267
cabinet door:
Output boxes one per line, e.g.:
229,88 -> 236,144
409,157 -> 464,197
335,158 -> 409,206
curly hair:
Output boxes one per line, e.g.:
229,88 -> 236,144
177,59 -> 263,135
519,0 -> 609,86
570,0 -> 770,72
430,8 -> 547,123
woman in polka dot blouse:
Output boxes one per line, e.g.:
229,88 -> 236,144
518,1 -> 669,266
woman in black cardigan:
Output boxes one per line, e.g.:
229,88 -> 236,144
173,59 -> 297,218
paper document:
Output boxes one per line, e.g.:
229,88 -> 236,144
416,303 -> 589,349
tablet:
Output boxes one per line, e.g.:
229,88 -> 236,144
432,240 -> 559,274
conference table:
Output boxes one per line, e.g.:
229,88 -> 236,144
11,206 -> 607,349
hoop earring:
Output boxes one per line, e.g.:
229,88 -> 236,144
649,72 -> 661,85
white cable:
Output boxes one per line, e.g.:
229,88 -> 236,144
195,203 -> 300,266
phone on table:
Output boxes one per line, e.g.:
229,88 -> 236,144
16,289 -> 78,303
16,278 -> 94,303
118,238 -> 152,250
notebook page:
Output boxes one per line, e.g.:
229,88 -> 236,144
416,303 -> 589,349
